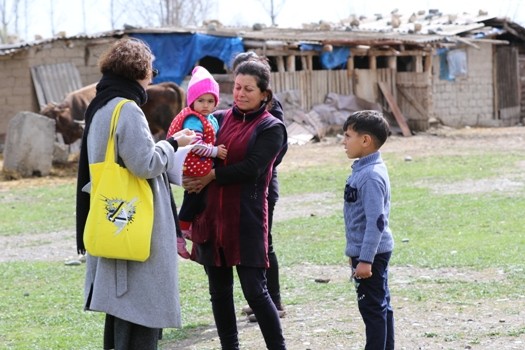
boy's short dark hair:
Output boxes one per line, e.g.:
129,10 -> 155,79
343,110 -> 390,147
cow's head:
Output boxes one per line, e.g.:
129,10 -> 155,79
40,102 -> 84,144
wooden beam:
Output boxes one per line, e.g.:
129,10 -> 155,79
378,82 -> 411,137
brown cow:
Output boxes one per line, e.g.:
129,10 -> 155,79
40,82 -> 185,144
142,82 -> 186,140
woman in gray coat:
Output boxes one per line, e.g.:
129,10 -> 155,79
75,38 -> 195,350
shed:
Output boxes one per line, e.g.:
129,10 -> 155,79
1,9 -> 524,144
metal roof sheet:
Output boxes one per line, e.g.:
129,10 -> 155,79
0,10 -> 518,57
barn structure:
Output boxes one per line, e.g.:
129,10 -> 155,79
1,9 -> 524,145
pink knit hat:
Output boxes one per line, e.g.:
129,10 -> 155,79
186,66 -> 219,107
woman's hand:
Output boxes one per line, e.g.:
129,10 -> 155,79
183,170 -> 215,193
172,128 -> 196,147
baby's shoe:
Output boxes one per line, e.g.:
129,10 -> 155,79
176,237 -> 190,259
179,220 -> 192,240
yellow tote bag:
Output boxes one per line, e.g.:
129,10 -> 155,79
84,99 -> 154,262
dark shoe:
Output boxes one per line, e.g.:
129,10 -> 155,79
241,305 -> 253,315
247,309 -> 286,323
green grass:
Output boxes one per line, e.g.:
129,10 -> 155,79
0,184 -> 75,236
1,148 -> 524,348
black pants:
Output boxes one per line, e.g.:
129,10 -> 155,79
178,188 -> 207,223
351,252 -> 394,350
206,264 -> 286,350
103,314 -> 160,350
266,199 -> 282,308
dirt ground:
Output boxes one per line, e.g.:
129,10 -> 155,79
1,125 -> 524,349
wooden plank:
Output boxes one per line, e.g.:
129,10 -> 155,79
397,85 -> 427,119
378,82 -> 411,137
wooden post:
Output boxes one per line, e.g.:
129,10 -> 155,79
424,53 -> 432,73
306,55 -> 313,70
301,56 -> 308,71
286,55 -> 296,72
276,56 -> 285,72
415,55 -> 423,73
388,56 -> 397,70
369,55 -> 377,70
347,56 -> 354,71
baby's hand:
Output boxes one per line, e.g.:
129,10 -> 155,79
217,144 -> 228,159
172,129 -> 196,147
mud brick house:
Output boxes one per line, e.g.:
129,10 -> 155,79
1,9 -> 524,144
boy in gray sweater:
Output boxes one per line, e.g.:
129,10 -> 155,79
342,110 -> 394,350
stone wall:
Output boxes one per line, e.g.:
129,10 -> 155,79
431,43 -> 497,127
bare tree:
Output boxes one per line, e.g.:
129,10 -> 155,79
257,0 -> 286,26
125,0 -> 212,28
82,0 -> 86,33
0,0 -> 22,43
49,0 -> 55,36
22,0 -> 27,39
109,0 -> 127,30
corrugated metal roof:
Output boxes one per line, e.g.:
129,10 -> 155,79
0,32 -> 116,57
0,10 -> 519,57
31,62 -> 83,108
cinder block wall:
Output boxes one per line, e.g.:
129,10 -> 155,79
0,38 -> 115,140
432,43 -> 496,127
0,52 -> 32,141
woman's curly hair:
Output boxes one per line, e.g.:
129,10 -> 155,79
98,38 -> 154,81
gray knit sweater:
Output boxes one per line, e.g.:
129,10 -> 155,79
344,151 -> 394,263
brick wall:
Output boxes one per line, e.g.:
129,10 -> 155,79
431,43 -> 497,127
0,38 -> 115,139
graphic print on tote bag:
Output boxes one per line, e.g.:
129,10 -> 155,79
102,196 -> 139,234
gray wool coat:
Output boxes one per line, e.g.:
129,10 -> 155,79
83,97 -> 182,328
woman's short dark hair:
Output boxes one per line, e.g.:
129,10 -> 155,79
234,60 -> 274,105
343,110 -> 390,147
98,38 -> 154,81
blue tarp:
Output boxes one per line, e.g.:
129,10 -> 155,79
300,44 -> 350,69
437,47 -> 467,81
130,33 -> 244,85
437,48 -> 452,80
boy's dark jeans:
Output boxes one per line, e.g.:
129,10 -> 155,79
351,252 -> 394,350
205,264 -> 286,350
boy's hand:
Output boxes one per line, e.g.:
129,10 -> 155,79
217,144 -> 228,159
354,262 -> 372,279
